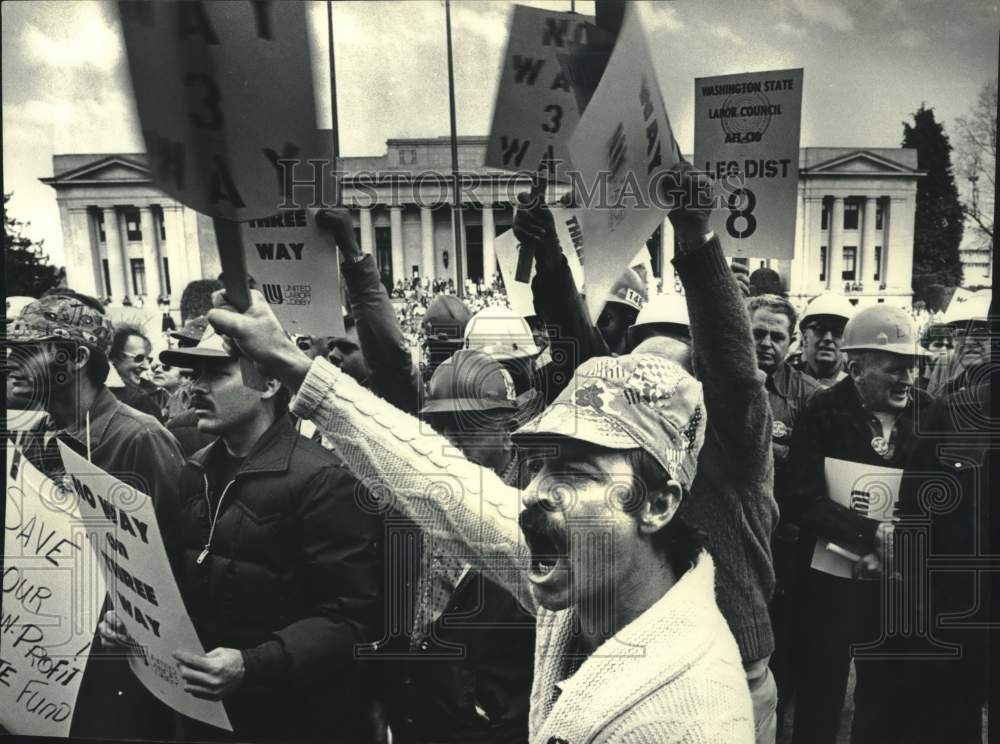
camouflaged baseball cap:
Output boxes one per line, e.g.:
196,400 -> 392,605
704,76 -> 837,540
513,349 -> 706,490
6,294 -> 114,355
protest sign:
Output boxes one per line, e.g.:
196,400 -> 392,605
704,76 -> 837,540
810,457 -> 903,578
58,443 -> 232,731
494,207 -> 585,318
1,444 -> 104,737
694,68 -> 804,259
241,209 -> 345,338
118,1 -> 322,221
567,3 -> 681,324
486,6 -> 609,177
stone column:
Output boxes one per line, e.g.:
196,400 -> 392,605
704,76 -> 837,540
887,197 -> 915,300
139,206 -> 162,301
481,205 -> 496,284
660,217 -> 676,293
63,208 -> 99,297
389,206 -> 404,286
861,196 -> 879,293
103,207 -> 129,302
828,197 -> 845,291
359,207 -> 374,255
160,206 -> 191,306
420,206 -> 435,280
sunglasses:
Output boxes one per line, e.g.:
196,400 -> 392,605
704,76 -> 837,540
124,353 -> 152,365
804,322 -> 845,339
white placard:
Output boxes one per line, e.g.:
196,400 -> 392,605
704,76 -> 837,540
118,1 -> 322,220
495,207 -> 585,318
810,457 -> 902,578
1,445 -> 105,737
242,209 -> 346,338
694,69 -> 804,259
58,443 -> 232,731
567,3 -> 681,324
486,6 -> 607,177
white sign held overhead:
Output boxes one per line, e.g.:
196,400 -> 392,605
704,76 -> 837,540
118,1 -> 321,221
694,68 -> 804,259
567,3 -> 681,324
486,6 -> 608,177
58,444 -> 232,731
1,445 -> 105,737
241,209 -> 346,339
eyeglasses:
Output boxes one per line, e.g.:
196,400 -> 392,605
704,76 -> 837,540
125,354 -> 151,365
804,322 -> 845,339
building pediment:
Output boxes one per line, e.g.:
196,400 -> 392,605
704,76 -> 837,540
41,155 -> 151,187
802,150 -> 922,178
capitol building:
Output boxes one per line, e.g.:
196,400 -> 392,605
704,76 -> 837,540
43,137 -> 935,316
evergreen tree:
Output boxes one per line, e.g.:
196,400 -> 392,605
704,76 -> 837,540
902,105 -> 964,291
4,193 -> 62,298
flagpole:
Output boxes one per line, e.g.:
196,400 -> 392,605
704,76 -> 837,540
327,0 -> 341,206
445,0 -> 465,298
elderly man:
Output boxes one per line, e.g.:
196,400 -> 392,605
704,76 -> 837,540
794,293 -> 855,388
787,304 -> 931,744
5,292 -> 184,740
207,287 -> 754,743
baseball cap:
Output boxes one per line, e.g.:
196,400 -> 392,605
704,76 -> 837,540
169,316 -> 209,348
513,346 -> 706,490
6,294 -> 114,355
420,349 -> 519,415
159,323 -> 233,367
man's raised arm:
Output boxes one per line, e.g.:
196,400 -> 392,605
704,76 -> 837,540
207,290 -> 534,611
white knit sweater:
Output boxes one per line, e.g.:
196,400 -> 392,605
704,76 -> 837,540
291,357 -> 753,743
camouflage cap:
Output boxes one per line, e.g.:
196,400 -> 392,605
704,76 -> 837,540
6,294 -> 114,355
513,349 -> 706,490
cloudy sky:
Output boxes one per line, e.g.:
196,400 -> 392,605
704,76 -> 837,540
3,0 -> 997,266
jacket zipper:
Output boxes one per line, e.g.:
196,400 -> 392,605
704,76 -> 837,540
196,474 -> 236,565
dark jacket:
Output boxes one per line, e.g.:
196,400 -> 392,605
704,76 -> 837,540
766,362 -> 822,511
341,254 -> 534,743
530,235 -> 778,664
15,386 -> 184,741
787,376 -> 934,559
889,384 -> 993,742
173,415 -> 383,741
110,379 -> 166,422
342,254 -> 422,412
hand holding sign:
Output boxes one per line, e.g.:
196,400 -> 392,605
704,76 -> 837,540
174,649 -> 245,701
208,289 -> 312,393
315,208 -> 364,262
662,161 -> 715,252
513,179 -> 559,279
99,610 -> 136,653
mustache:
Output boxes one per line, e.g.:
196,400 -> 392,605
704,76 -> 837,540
518,504 -> 564,544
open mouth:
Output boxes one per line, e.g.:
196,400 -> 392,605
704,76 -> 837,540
519,510 -> 566,582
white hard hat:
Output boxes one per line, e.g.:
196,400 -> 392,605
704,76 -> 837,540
800,293 -> 855,328
943,291 -> 991,326
464,306 -> 540,360
632,293 -> 690,331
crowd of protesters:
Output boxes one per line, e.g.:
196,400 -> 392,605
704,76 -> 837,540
4,163 -> 994,744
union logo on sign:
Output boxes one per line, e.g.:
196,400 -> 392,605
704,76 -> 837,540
262,284 -> 284,305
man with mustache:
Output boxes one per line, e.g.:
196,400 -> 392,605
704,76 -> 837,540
786,304 -> 931,744
101,324 -> 384,742
206,287 -> 755,742
794,293 -> 856,388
